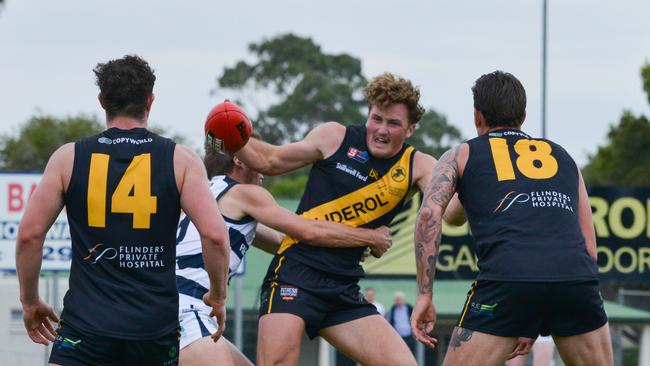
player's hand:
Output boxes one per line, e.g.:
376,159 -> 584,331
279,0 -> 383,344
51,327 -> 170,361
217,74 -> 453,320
370,226 -> 392,258
360,247 -> 372,262
506,337 -> 535,360
410,294 -> 438,348
203,292 -> 227,342
22,298 -> 59,345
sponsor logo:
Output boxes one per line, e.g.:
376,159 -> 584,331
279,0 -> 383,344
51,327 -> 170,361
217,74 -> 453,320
488,130 -> 529,138
369,168 -> 380,180
493,191 -> 530,213
235,121 -> 249,142
347,147 -> 369,163
322,194 -> 389,222
54,335 -> 82,350
390,166 -> 406,182
336,163 -> 370,182
494,190 -> 574,214
83,243 -> 117,264
280,286 -> 298,301
84,243 -> 166,269
469,302 -> 498,317
98,137 -> 112,145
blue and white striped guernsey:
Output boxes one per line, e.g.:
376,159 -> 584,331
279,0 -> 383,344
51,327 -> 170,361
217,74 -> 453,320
175,175 -> 257,309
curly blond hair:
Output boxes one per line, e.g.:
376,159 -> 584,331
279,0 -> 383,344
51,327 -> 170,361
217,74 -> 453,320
364,73 -> 425,124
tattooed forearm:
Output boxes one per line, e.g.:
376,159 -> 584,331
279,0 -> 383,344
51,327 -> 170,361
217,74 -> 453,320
414,146 -> 461,296
450,327 -> 473,348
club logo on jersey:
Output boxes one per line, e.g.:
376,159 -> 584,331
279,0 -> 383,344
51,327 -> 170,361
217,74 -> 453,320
347,147 -> 369,163
369,168 -> 380,180
280,286 -> 298,301
469,302 -> 498,317
390,166 -> 406,182
494,190 -> 574,214
83,243 -> 117,264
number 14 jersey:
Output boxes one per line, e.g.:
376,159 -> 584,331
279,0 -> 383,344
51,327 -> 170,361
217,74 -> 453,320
62,127 -> 181,339
458,128 -> 598,282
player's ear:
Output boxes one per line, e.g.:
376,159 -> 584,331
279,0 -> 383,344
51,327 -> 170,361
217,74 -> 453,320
405,122 -> 417,139
98,93 -> 106,109
233,156 -> 244,168
145,94 -> 155,112
473,109 -> 482,128
518,111 -> 527,127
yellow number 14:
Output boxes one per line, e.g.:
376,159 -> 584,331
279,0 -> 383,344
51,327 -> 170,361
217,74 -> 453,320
488,138 -> 558,181
87,153 -> 158,229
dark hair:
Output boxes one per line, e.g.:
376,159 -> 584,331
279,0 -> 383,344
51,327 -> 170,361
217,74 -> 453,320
93,55 -> 156,120
203,132 -> 262,179
203,145 -> 234,179
364,73 -> 425,124
472,71 -> 526,128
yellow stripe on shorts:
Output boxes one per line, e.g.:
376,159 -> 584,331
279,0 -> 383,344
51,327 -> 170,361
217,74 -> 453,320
458,281 -> 477,327
266,256 -> 285,314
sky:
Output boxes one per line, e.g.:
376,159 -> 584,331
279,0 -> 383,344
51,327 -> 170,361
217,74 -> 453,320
1,0 -> 649,166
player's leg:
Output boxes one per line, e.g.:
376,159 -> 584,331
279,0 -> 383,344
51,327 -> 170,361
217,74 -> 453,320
447,281 -> 543,366
181,336 -> 252,366
256,313 -> 305,366
256,256 -> 329,366
443,326 -> 519,366
546,280 -> 612,366
553,324 -> 613,366
320,314 -> 416,366
505,354 -> 527,366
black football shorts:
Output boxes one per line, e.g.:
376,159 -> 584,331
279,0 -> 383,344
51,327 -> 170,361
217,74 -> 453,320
456,279 -> 608,338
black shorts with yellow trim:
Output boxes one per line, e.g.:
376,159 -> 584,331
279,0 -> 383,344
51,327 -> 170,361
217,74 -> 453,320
259,255 -> 378,339
49,320 -> 180,366
456,279 -> 608,338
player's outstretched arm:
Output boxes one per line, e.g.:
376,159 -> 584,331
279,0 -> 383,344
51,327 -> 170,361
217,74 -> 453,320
16,143 -> 72,345
229,184 -> 392,257
175,145 -> 230,342
411,143 -> 468,348
577,169 -> 597,260
252,224 -> 284,254
236,122 -> 345,176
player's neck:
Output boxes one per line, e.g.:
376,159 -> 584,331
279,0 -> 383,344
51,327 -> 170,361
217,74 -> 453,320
106,115 -> 148,130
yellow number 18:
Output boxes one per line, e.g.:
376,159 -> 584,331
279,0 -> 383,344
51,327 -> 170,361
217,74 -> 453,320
87,153 -> 158,229
488,138 -> 558,181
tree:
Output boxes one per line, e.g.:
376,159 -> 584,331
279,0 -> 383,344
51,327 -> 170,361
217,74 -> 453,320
0,115 -> 103,171
410,109 -> 463,158
0,114 -> 189,171
216,33 -> 367,145
582,62 -> 650,187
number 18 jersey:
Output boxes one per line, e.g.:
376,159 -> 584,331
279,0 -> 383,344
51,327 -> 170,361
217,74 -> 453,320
458,129 -> 597,282
62,127 -> 181,339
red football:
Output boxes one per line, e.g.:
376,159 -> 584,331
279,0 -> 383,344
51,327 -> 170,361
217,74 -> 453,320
204,100 -> 252,153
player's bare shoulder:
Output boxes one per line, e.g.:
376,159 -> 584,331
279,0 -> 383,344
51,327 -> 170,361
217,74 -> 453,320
309,122 -> 347,159
172,144 -> 204,191
411,150 -> 437,185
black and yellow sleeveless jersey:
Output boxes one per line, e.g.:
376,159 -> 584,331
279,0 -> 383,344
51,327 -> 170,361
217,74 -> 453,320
62,127 -> 181,339
279,124 -> 416,277
459,128 -> 598,282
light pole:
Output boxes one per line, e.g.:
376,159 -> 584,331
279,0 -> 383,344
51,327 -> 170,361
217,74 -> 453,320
542,0 -> 548,139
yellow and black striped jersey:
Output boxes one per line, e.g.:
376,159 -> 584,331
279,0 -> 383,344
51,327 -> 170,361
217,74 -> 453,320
280,125 -> 417,277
